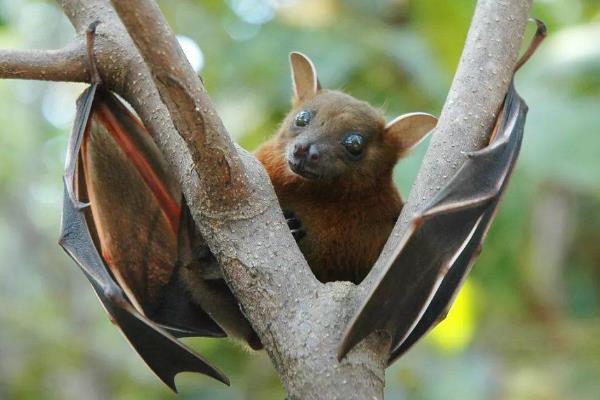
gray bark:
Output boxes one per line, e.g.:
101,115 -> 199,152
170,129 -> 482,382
0,0 -> 532,398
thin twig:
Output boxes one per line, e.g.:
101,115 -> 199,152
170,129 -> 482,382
0,41 -> 88,82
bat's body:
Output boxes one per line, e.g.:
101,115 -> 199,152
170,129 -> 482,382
258,150 -> 402,283
178,53 -> 436,336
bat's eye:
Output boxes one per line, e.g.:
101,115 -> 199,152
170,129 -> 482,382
294,110 -> 312,127
342,132 -> 365,157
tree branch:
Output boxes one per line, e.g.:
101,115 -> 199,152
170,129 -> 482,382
111,0 -> 248,210
0,41 -> 88,82
362,0 -> 533,290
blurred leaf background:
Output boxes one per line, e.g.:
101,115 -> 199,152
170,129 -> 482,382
0,0 -> 599,399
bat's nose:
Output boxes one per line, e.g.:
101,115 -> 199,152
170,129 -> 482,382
293,142 -> 309,157
293,142 -> 320,162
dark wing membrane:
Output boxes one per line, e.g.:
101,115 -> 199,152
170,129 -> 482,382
80,88 -> 224,337
387,208 -> 494,363
59,186 -> 229,390
59,84 -> 228,391
388,82 -> 526,363
338,81 -> 527,361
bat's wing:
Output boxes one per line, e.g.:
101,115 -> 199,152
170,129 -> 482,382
339,19 -> 546,360
338,80 -> 528,361
386,84 -> 526,363
60,84 -> 229,390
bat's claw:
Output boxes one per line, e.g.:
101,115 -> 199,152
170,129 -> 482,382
283,209 -> 305,241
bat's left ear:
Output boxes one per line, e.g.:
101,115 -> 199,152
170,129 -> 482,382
290,51 -> 321,103
384,112 -> 437,156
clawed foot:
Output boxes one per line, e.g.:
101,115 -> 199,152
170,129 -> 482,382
283,209 -> 305,241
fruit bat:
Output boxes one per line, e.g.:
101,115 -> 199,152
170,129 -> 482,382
337,19 -> 547,362
58,18 -> 545,392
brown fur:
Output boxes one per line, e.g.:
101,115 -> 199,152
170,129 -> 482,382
250,52 -> 436,284
254,89 -> 404,283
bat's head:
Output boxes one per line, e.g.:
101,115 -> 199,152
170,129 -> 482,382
277,52 -> 437,188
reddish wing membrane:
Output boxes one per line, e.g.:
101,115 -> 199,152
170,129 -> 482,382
60,84 -> 229,391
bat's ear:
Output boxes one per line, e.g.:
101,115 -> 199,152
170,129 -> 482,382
384,112 -> 437,157
290,51 -> 321,102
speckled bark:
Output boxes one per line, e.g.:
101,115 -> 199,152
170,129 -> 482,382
0,0 -> 532,398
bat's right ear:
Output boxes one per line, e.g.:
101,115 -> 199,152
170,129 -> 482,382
290,51 -> 321,102
384,112 -> 437,157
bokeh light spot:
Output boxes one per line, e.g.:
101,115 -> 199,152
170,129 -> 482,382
177,35 -> 204,73
428,280 -> 479,353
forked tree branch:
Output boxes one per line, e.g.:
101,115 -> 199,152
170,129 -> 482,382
0,0 -> 532,398
109,2 -> 391,399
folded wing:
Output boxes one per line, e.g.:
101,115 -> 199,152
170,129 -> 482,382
338,81 -> 527,361
60,84 -> 229,391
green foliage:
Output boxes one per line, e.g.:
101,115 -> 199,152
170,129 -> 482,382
0,0 -> 598,399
